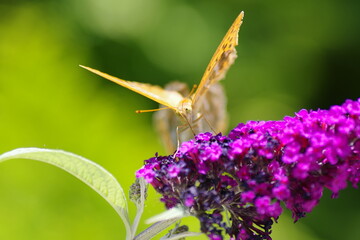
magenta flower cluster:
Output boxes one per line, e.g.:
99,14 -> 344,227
136,99 -> 360,240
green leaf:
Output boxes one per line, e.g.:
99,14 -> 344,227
0,147 -> 132,239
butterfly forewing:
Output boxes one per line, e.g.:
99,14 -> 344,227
192,11 -> 244,104
80,65 -> 184,110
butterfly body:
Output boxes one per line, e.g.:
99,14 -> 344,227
81,11 -> 244,153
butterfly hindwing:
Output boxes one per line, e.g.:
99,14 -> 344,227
195,83 -> 228,135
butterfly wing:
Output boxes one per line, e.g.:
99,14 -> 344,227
81,12 -> 244,153
80,65 -> 184,110
192,11 -> 244,104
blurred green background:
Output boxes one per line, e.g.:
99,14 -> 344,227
0,0 -> 359,239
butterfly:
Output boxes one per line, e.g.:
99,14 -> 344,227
80,11 -> 244,153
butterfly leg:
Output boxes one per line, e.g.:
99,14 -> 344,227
180,114 -> 196,137
200,113 -> 217,134
193,113 -> 217,134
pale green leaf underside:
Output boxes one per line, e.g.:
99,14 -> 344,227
0,147 -> 131,237
146,205 -> 189,224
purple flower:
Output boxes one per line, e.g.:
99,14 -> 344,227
137,99 -> 360,240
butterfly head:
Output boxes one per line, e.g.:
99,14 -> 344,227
178,98 -> 193,115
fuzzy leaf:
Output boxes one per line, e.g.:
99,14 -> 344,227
0,148 -> 132,239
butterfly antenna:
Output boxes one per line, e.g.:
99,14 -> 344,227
136,106 -> 170,113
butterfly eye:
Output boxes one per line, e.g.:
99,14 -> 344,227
181,99 -> 192,113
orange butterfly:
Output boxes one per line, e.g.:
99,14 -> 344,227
81,12 -> 244,152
